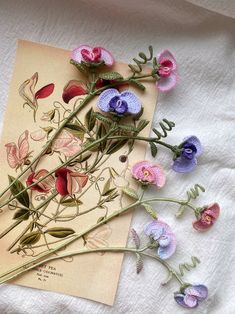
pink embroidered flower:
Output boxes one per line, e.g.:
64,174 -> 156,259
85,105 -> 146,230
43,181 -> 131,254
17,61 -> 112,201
71,45 -> 114,66
193,203 -> 220,231
5,130 -> 31,169
174,284 -> 208,308
52,129 -> 82,157
131,160 -> 166,188
62,80 -> 87,104
26,169 -> 55,193
156,50 -> 178,92
55,168 -> 88,196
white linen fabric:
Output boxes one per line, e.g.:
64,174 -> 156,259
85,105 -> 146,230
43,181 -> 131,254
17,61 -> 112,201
0,0 -> 234,313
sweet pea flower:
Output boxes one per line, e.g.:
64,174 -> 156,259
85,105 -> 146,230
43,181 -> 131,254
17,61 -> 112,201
98,88 -> 141,115
156,50 -> 178,92
131,160 -> 166,188
26,169 -> 55,193
41,109 -> 55,121
172,136 -> 202,173
144,220 -> 176,259
52,129 -> 82,157
55,168 -> 88,196
193,203 -> 220,231
174,284 -> 208,308
62,80 -> 87,104
71,45 -> 114,66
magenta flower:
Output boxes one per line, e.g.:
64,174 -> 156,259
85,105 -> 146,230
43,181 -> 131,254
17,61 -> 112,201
174,284 -> 208,308
172,136 -> 202,173
131,160 -> 166,188
71,45 -> 114,66
193,203 -> 220,231
144,220 -> 176,259
98,88 -> 141,115
156,50 -> 178,92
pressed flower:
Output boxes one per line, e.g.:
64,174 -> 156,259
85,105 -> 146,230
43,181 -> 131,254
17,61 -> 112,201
144,220 -> 176,259
62,80 -> 87,104
51,129 -> 82,157
26,169 -> 55,193
172,136 -> 202,173
98,88 -> 141,115
174,284 -> 208,308
55,168 -> 88,196
156,50 -> 178,92
131,160 -> 166,188
71,45 -> 114,66
193,203 -> 220,231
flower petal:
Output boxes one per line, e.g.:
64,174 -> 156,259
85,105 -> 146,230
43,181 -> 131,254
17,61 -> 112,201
144,220 -> 174,240
184,295 -> 198,308
35,83 -> 54,99
97,88 -> 120,112
120,91 -> 141,114
100,47 -> 114,66
19,72 -> 38,107
172,156 -> 197,173
185,285 -> 208,301
205,203 -> 220,219
158,233 -> 176,259
174,293 -> 190,308
157,50 -> 177,71
193,219 -> 212,231
67,172 -> 88,194
30,129 -> 47,141
152,164 -> 166,188
55,168 -> 71,196
62,80 -> 87,104
156,72 -> 177,92
5,143 -> 19,168
183,136 -> 202,157
18,130 -> 29,161
71,45 -> 93,63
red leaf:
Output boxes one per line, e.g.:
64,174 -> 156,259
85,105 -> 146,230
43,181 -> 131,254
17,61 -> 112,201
62,80 -> 87,104
36,83 -> 55,99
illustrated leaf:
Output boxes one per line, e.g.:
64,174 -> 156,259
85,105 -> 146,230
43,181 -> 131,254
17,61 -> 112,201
85,107 -> 96,131
97,123 -> 107,152
130,79 -> 146,91
122,187 -> 139,199
45,227 -> 75,238
142,203 -> 157,219
65,123 -> 85,140
101,178 -> 113,196
8,176 -> 30,208
97,216 -> 106,223
106,140 -> 128,155
137,119 -> 149,132
136,253 -> 143,274
99,72 -> 123,81
131,228 -> 140,249
149,142 -> 158,157
20,231 -> 41,246
60,198 -> 83,207
13,208 -> 30,221
76,152 -> 92,163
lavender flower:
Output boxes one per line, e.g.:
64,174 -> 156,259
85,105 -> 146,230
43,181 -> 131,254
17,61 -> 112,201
97,88 -> 141,115
174,284 -> 208,308
144,220 -> 176,259
172,136 -> 202,173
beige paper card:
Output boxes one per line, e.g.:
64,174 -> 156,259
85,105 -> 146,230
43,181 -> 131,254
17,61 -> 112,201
0,40 -> 157,305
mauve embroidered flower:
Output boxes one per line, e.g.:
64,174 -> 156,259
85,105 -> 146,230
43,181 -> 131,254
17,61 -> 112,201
131,160 -> 166,188
98,88 -> 141,115
172,136 -> 202,173
156,50 -> 178,92
174,284 -> 208,308
193,203 -> 220,231
71,45 -> 114,66
26,169 -> 55,193
144,220 -> 176,259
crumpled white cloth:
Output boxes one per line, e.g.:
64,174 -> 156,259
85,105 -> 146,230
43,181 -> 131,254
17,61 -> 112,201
0,0 -> 235,313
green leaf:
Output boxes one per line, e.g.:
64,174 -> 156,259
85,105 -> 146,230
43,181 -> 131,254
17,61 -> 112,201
94,112 -> 113,125
8,176 -> 30,208
65,123 -> 85,140
97,123 -> 107,152
45,227 -> 75,238
137,119 -> 149,132
149,142 -> 158,157
20,231 -> 41,246
85,107 -> 96,131
136,253 -> 143,274
70,59 -> 87,75
142,203 -> 157,219
130,79 -> 146,91
118,124 -> 138,132
99,72 -> 123,81
13,208 -> 30,221
106,140 -> 128,154
122,187 -> 139,199
60,198 -> 83,207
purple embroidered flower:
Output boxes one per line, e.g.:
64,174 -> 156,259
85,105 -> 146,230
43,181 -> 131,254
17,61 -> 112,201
174,284 -> 208,308
156,50 -> 178,92
144,220 -> 176,259
71,45 -> 114,66
172,136 -> 202,173
97,88 -> 141,115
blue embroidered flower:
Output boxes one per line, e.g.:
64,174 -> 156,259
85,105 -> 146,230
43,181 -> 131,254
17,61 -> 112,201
174,284 -> 208,308
172,136 -> 202,173
97,88 -> 141,115
144,220 -> 176,259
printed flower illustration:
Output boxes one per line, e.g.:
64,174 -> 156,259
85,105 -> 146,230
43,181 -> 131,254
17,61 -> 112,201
62,80 -> 87,104
41,109 -> 55,121
98,88 -> 141,115
26,169 -> 55,193
144,220 -> 176,259
156,50 -> 178,92
55,168 -> 88,196
30,127 -> 53,142
193,203 -> 220,231
71,45 -> 114,66
174,284 -> 208,308
5,130 -> 31,169
19,72 -> 54,121
172,136 -> 202,173
84,224 -> 112,255
51,129 -> 82,157
131,160 -> 166,188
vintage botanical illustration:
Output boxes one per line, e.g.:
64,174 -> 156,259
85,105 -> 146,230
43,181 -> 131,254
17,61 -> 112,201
0,44 -> 220,309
